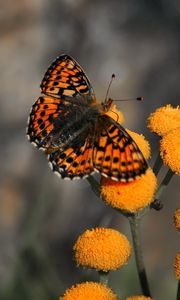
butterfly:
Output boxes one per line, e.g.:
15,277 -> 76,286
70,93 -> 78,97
27,54 -> 148,182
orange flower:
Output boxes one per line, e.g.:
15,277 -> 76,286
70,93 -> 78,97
60,282 -> 117,300
160,128 -> 180,174
174,252 -> 180,280
101,168 -> 157,213
125,296 -> 153,300
174,208 -> 180,231
73,228 -> 131,271
147,104 -> 180,136
126,129 -> 151,160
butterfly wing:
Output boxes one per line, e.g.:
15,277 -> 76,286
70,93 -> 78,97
27,55 -> 97,150
40,54 -> 96,104
27,95 -> 92,149
93,116 -> 148,182
48,136 -> 94,179
47,115 -> 148,181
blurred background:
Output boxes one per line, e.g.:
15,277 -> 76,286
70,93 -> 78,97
0,0 -> 180,299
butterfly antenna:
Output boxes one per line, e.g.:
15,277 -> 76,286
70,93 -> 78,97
104,74 -> 115,104
114,96 -> 144,102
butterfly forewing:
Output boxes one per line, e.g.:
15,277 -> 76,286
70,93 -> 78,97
27,95 -> 89,149
40,54 -> 96,103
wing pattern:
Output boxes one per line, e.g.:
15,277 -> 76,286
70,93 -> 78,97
48,138 -> 94,179
40,54 -> 96,103
27,95 -> 86,149
93,116 -> 148,181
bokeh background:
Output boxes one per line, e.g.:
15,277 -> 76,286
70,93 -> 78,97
0,1 -> 180,299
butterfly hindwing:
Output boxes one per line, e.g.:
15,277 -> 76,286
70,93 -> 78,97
93,116 -> 148,182
40,54 -> 96,104
48,138 -> 94,179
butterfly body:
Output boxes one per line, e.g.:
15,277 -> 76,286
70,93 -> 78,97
27,54 -> 148,181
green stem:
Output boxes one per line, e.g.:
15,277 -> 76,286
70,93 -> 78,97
98,271 -> 109,285
128,214 -> 152,297
87,175 -> 100,197
154,168 -> 174,201
177,281 -> 180,300
153,152 -> 163,176
151,168 -> 174,210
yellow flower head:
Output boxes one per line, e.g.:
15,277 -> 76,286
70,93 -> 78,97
147,104 -> 180,136
174,252 -> 180,280
174,208 -> 180,231
105,104 -> 124,124
126,129 -> 151,160
160,128 -> 180,174
60,282 -> 117,300
125,296 -> 153,300
101,168 -> 157,213
73,228 -> 131,272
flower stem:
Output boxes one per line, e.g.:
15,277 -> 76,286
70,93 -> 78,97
153,152 -> 163,175
154,168 -> 174,201
98,271 -> 109,285
177,280 -> 180,300
151,168 -> 174,210
128,214 -> 152,297
87,175 -> 100,197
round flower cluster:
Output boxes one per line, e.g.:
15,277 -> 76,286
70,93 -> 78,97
160,128 -> 180,174
147,104 -> 180,136
174,252 -> 180,280
174,208 -> 180,231
147,104 -> 180,174
101,168 -> 157,213
60,282 -> 117,300
73,227 -> 131,271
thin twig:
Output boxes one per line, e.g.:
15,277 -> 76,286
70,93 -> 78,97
177,280 -> 180,300
86,175 -> 100,197
98,271 -> 109,285
128,214 -> 152,297
151,168 -> 174,210
154,168 -> 174,201
153,152 -> 163,176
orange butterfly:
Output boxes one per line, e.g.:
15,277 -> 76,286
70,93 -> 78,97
27,54 -> 148,181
